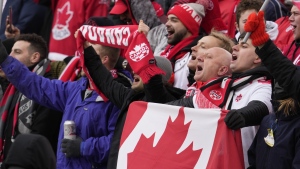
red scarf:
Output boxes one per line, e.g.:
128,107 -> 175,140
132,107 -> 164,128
124,32 -> 165,83
0,84 -> 15,161
160,35 -> 197,61
76,25 -> 138,100
200,77 -> 234,108
59,57 -> 82,82
199,75 -> 264,109
0,59 -> 51,161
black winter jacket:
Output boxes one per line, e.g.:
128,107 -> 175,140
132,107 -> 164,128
84,46 -> 185,169
247,39 -> 300,169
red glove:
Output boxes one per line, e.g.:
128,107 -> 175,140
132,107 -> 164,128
244,11 -> 269,46
125,32 -> 165,83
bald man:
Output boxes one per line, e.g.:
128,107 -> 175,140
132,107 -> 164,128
194,47 -> 232,83
166,47 -> 232,108
187,30 -> 234,86
168,33 -> 273,168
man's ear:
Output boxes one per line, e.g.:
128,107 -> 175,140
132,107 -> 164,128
218,66 -> 229,76
30,52 -> 41,64
254,57 -> 261,64
235,22 -> 240,32
101,55 -> 109,64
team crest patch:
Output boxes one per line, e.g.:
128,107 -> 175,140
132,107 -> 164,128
52,1 -> 74,40
129,43 -> 149,62
209,90 -> 222,100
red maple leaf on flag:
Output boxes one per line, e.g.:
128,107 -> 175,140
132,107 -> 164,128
55,2 -> 73,29
127,107 -> 202,168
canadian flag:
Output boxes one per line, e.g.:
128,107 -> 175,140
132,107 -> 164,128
117,101 -> 244,169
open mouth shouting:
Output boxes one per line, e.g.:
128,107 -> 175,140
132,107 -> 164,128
167,29 -> 175,39
232,53 -> 237,61
196,63 -> 203,73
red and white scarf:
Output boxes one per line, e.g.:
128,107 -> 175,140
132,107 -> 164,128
58,56 -> 82,82
0,59 -> 51,161
160,36 -> 197,61
76,25 -> 138,101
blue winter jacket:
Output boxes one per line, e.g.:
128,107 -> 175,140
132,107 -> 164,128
1,56 -> 120,169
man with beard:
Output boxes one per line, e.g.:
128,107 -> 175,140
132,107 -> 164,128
161,3 -> 205,90
111,2 -> 206,90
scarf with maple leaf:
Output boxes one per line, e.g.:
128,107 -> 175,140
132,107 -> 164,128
76,25 -> 136,99
160,36 -> 197,61
124,31 -> 165,83
76,25 -> 164,84
0,59 -> 51,161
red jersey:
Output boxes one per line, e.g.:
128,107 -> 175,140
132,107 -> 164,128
49,0 -> 110,60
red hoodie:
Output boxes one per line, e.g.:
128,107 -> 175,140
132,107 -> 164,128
274,16 -> 294,51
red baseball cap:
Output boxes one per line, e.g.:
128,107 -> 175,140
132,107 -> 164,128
110,0 -> 128,15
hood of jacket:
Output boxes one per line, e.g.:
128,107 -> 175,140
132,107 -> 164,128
3,134 -> 56,169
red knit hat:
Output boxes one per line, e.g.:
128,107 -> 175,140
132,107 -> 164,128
167,3 -> 205,35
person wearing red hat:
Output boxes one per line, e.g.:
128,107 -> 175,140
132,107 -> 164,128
109,0 -> 169,64
110,0 -> 166,25
172,0 -> 228,34
160,3 -> 205,90
110,0 -> 134,25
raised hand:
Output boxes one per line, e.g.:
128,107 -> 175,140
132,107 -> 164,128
244,11 -> 269,47
138,20 -> 150,35
5,16 -> 20,39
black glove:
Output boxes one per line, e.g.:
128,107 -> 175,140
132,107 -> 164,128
61,137 -> 82,158
224,110 -> 246,130
0,40 -> 8,64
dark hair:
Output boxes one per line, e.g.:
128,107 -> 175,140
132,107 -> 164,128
15,34 -> 48,60
236,0 -> 263,26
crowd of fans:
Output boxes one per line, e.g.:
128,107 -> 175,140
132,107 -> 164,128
0,0 -> 298,168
